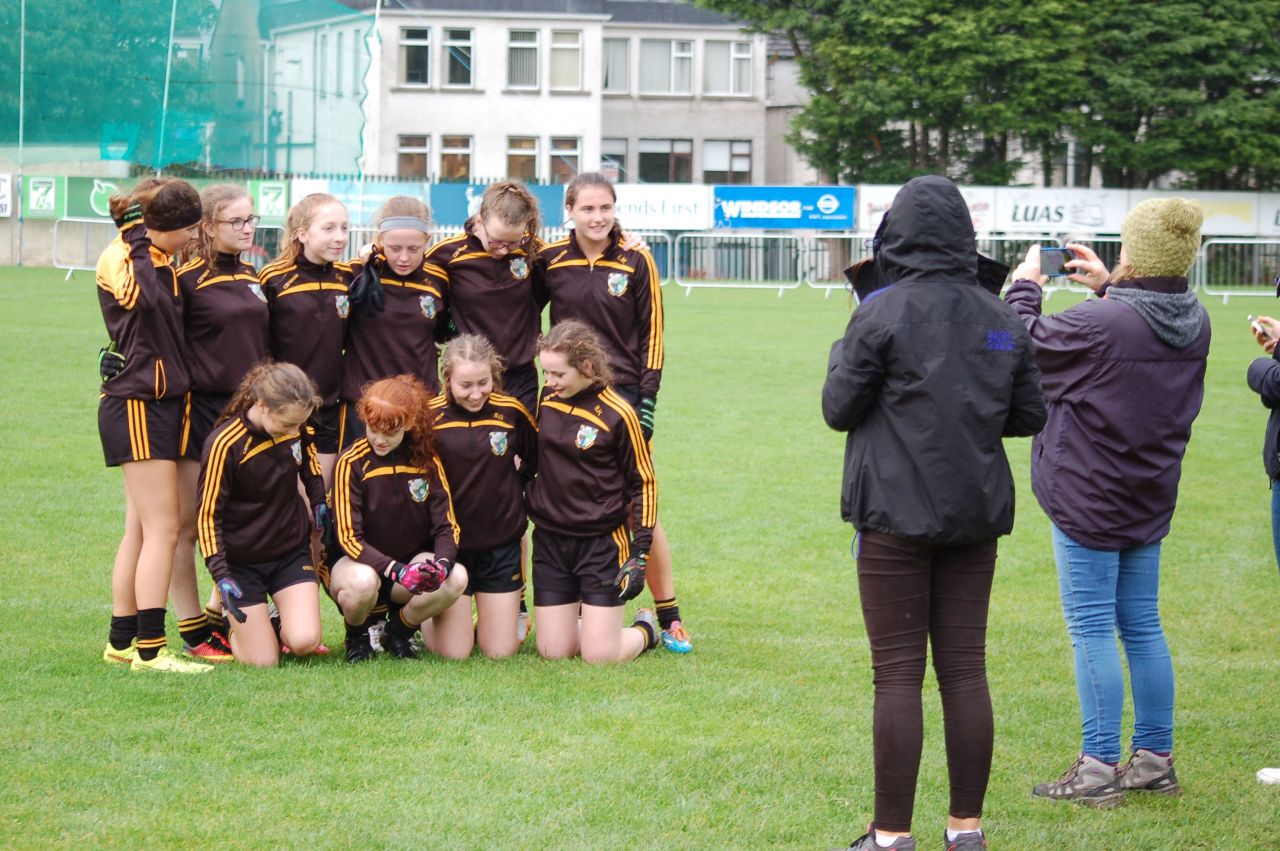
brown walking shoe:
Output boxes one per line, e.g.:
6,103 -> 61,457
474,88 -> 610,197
1032,754 -> 1124,809
1118,748 -> 1181,795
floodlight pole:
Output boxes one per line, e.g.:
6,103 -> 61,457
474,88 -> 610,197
16,0 -> 25,265
156,0 -> 179,175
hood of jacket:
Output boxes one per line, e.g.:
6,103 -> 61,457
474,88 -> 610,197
878,175 -> 979,287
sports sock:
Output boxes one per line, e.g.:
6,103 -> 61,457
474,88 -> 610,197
946,829 -> 981,841
109,614 -> 137,651
654,597 -> 680,629
178,612 -> 213,648
345,619 -> 367,642
632,618 -> 657,651
875,831 -> 908,848
204,604 -> 229,635
386,607 -> 418,639
135,608 -> 167,661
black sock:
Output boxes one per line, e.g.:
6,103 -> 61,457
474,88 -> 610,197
386,607 -> 417,639
135,608 -> 167,661
655,597 -> 680,629
109,615 -> 136,651
345,619 -> 367,644
204,605 -> 229,635
632,618 -> 657,651
178,613 -> 213,648
519,592 -> 528,615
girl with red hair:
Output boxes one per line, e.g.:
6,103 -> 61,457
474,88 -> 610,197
327,374 -> 467,662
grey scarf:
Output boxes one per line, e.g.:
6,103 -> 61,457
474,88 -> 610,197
1107,287 -> 1204,348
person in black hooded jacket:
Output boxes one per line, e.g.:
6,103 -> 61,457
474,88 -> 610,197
822,175 -> 1046,851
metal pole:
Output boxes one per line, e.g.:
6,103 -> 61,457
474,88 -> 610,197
16,0 -> 25,265
155,0 -> 179,174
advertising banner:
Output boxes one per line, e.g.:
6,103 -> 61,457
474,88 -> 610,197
1258,195 -> 1280,238
859,184 -> 999,234
326,179 -> 431,227
612,184 -> 712,231
430,183 -> 566,228
22,175 -> 65,219
1130,190 -> 1258,237
992,187 -> 1129,234
0,174 -> 11,218
712,185 -> 855,230
249,180 -> 290,225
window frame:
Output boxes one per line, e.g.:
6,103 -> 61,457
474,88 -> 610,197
507,135 -> 539,181
638,39 -> 693,96
397,134 -> 432,179
399,27 -> 431,87
443,27 -> 474,88
549,29 -> 583,92
548,136 -> 581,184
506,29 -> 540,91
440,134 -> 473,181
602,38 -> 629,94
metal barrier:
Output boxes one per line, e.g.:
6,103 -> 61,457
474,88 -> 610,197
1197,238 -> 1280,302
673,232 -> 805,296
52,217 -> 119,279
804,233 -> 867,298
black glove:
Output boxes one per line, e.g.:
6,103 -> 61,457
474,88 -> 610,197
217,578 -> 247,624
611,554 -> 647,602
349,250 -> 386,313
99,344 -> 126,381
638,397 -> 656,441
312,503 -> 334,540
112,201 -> 144,229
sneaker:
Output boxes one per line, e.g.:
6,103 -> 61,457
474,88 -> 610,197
944,829 -> 987,850
517,610 -> 531,643
1257,767 -> 1280,785
836,827 -> 916,850
633,608 -> 659,651
1118,748 -> 1181,795
132,646 -> 214,674
660,620 -> 693,653
1033,754 -> 1124,808
381,628 -> 420,660
102,641 -> 136,665
183,630 -> 235,664
368,618 -> 387,653
346,629 -> 376,663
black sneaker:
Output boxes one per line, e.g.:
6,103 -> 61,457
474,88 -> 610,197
346,629 -> 375,663
381,627 -> 420,660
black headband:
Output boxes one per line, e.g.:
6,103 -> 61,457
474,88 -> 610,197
145,202 -> 203,233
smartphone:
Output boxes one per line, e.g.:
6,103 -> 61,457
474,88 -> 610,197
1249,314 -> 1271,338
1039,247 -> 1075,277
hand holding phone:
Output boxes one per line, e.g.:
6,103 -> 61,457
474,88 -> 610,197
1039,247 -> 1077,278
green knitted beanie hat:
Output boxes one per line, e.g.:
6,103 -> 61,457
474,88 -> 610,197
1120,197 -> 1204,278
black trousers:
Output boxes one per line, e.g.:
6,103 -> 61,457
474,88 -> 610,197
855,530 -> 996,832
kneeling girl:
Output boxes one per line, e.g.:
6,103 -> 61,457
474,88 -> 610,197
196,362 -> 327,667
329,375 -> 467,662
527,319 -> 659,663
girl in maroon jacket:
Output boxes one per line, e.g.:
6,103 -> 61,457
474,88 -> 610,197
429,334 -> 538,659
96,178 -> 212,674
197,362 -> 327,667
527,320 -> 659,663
329,375 -> 466,663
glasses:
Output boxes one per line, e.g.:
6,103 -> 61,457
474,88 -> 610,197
217,215 -> 261,231
478,220 -> 525,252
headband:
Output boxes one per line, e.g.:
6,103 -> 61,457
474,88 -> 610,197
379,216 -> 430,233
144,202 -> 202,233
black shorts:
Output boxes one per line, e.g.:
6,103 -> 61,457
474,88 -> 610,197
182,392 -> 233,461
458,541 -> 523,596
532,526 -> 629,608
318,551 -> 396,608
228,545 -> 317,607
337,401 -> 365,452
309,402 -> 342,454
98,395 -> 185,466
613,383 -> 640,409
504,362 -> 539,414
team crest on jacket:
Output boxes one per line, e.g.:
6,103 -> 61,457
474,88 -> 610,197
606,272 -> 629,297
408,477 -> 429,503
575,424 -> 598,450
509,257 -> 529,280
419,294 -> 438,319
291,441 -> 303,465
335,294 -> 351,318
489,431 -> 509,456
248,282 -> 268,303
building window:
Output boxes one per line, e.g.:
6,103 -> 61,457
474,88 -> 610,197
319,33 -> 328,97
601,138 -> 627,181
602,38 -> 629,94
335,32 -> 345,97
639,40 -> 692,95
638,139 -> 692,182
400,28 -> 430,86
353,29 -> 363,95
549,137 -> 580,184
704,40 -> 752,95
440,135 -> 472,180
444,28 -> 473,87
398,135 -> 431,178
550,30 -> 582,91
507,30 -> 538,90
703,140 -> 752,183
507,136 -> 538,181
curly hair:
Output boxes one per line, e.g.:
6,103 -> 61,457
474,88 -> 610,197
538,319 -> 614,387
356,374 -> 438,472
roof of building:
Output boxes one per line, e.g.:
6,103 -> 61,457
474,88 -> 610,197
300,0 -> 740,25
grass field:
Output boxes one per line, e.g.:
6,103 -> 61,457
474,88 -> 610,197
0,266 -> 1277,849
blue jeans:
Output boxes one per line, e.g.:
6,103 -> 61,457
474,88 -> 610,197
1271,481 -> 1280,573
1051,524 -> 1174,762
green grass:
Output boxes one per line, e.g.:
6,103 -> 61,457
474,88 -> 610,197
0,267 -> 1277,848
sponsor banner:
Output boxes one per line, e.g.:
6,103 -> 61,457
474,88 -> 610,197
612,184 -> 712,231
430,183 -> 566,228
326,179 -> 430,227
249,180 -> 290,225
859,184 -> 1000,234
961,186 -> 998,233
1130,190 -> 1258,237
712,185 -> 855,230
0,174 -> 11,217
64,177 -> 218,220
21,175 -> 65,219
1259,195 -> 1280,238
993,187 -> 1129,234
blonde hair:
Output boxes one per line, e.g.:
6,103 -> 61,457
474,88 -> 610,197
197,183 -> 252,263
538,319 -> 613,386
474,180 -> 542,259
441,333 -> 505,394
373,195 -> 432,231
271,193 -> 346,266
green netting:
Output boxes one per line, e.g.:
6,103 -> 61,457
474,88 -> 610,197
0,0 -> 371,174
